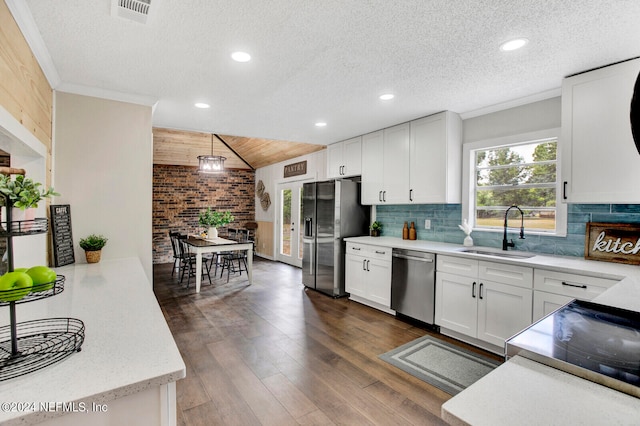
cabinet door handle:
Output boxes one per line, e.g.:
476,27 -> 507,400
352,247 -> 361,251
562,281 -> 587,289
375,250 -> 386,255
366,260 -> 370,271
379,191 -> 383,202
472,281 -> 476,298
341,165 -> 345,175
563,181 -> 568,200
383,191 -> 386,202
479,283 -> 484,299
409,189 -> 413,201
363,259 -> 367,271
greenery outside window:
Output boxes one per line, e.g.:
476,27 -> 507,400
462,129 -> 567,236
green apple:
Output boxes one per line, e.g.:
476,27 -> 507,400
0,272 -> 33,302
26,266 -> 57,292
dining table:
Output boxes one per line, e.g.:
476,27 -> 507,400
185,236 -> 254,293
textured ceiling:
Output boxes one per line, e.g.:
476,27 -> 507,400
18,0 -> 640,151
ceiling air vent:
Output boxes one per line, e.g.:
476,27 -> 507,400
111,0 -> 153,24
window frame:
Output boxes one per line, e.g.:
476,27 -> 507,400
462,128 -> 567,237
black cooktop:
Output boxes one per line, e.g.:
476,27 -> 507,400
507,300 -> 640,396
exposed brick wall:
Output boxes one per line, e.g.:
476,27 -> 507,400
152,164 -> 255,264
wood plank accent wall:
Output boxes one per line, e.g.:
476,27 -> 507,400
255,221 -> 274,258
152,164 -> 255,264
0,1 -> 52,150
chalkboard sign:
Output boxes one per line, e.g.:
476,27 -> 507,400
50,204 -> 75,267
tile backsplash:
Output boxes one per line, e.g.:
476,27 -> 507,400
375,204 -> 640,257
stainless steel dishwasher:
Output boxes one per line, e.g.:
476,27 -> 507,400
391,249 -> 436,325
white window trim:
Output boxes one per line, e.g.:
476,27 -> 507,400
462,127 -> 567,237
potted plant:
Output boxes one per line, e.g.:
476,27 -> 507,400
198,208 -> 234,239
0,174 -> 59,229
79,234 -> 108,264
370,221 -> 383,237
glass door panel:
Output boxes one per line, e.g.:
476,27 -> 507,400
277,180 -> 304,267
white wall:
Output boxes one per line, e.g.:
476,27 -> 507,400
0,105 -> 49,268
53,92 -> 153,281
463,97 -> 561,143
255,149 -> 326,223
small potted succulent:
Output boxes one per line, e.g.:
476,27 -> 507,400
198,208 -> 234,239
79,234 -> 108,264
370,221 -> 383,237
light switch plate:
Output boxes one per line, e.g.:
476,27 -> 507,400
424,219 -> 431,230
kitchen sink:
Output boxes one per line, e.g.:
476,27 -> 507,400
460,248 -> 536,259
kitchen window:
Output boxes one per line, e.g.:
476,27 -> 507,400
462,128 -> 567,236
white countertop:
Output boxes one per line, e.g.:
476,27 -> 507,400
346,236 -> 640,425
0,257 -> 186,425
441,280 -> 640,425
344,236 -> 639,281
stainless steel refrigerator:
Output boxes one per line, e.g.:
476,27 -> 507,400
302,179 -> 369,297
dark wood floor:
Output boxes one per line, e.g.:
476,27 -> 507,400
153,257 -> 501,426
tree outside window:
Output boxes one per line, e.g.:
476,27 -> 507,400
474,139 -> 558,232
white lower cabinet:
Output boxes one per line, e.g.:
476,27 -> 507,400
435,255 -> 533,350
532,269 -> 619,321
476,281 -> 532,347
532,291 -> 574,321
345,243 -> 392,312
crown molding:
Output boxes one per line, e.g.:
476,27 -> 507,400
56,83 -> 158,108
5,0 -> 61,88
460,88 -> 561,120
6,1 -> 158,110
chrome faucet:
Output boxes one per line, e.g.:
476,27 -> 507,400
503,205 -> 525,250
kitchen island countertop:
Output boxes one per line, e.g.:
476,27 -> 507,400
441,278 -> 640,425
0,257 -> 185,425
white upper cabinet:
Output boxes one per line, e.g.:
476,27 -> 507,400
361,130 -> 385,204
361,111 -> 462,205
327,136 -> 362,178
362,123 -> 410,204
410,111 -> 462,203
382,123 -> 411,204
561,58 -> 640,203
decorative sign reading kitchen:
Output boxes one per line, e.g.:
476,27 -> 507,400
283,160 -> 307,178
585,222 -> 640,265
50,204 -> 75,267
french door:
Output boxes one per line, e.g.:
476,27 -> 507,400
276,180 -> 304,267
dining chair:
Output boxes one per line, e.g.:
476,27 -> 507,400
177,235 -> 212,288
219,250 -> 248,283
169,231 -> 184,277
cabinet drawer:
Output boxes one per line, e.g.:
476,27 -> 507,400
479,261 -> 533,289
437,255 -> 478,278
533,269 -> 619,300
346,242 -> 391,261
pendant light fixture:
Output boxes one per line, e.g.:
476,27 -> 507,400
198,134 -> 226,173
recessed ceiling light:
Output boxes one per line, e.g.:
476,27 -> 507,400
231,51 -> 251,62
315,122 -> 327,127
194,103 -> 210,109
379,93 -> 395,101
500,38 -> 529,51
